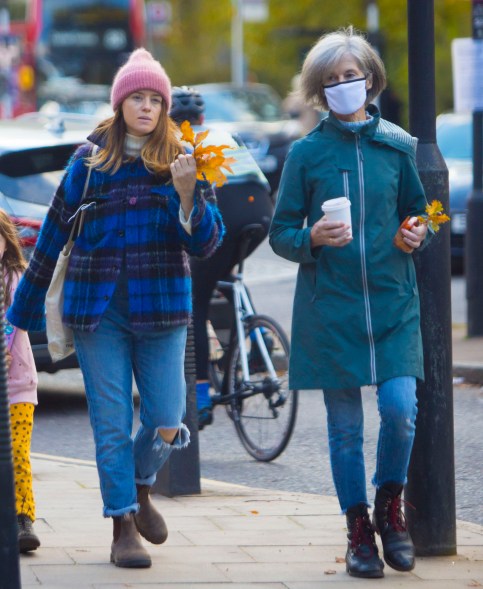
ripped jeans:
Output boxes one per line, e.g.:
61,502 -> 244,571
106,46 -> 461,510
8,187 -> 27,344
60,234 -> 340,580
323,376 -> 417,513
74,273 -> 189,517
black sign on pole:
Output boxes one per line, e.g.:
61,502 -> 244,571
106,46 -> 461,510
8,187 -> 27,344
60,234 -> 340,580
405,0 -> 457,557
466,0 -> 483,336
152,324 -> 201,497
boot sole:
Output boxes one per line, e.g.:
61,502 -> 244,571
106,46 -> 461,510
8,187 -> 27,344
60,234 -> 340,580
110,553 -> 152,568
347,567 -> 385,579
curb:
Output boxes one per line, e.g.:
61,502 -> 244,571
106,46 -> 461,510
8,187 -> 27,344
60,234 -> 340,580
453,363 -> 483,386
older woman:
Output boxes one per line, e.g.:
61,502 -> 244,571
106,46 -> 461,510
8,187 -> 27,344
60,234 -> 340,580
269,27 -> 428,579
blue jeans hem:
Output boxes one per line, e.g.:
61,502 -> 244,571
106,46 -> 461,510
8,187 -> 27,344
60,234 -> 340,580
103,502 -> 139,518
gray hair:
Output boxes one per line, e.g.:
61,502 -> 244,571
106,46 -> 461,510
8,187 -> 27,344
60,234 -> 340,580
300,26 -> 387,111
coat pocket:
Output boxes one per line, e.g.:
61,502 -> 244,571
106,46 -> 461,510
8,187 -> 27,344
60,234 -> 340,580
76,199 -> 118,248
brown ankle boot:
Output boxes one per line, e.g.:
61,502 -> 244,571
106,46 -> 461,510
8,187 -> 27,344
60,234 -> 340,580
134,484 -> 168,545
110,514 -> 152,568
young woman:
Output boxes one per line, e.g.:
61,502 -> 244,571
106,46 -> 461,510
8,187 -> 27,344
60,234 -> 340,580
7,48 -> 224,568
1,208 -> 40,553
269,28 -> 428,579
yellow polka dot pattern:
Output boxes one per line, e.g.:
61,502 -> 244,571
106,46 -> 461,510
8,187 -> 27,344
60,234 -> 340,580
10,402 -> 36,521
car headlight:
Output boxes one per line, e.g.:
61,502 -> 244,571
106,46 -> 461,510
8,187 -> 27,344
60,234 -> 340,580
451,212 -> 467,234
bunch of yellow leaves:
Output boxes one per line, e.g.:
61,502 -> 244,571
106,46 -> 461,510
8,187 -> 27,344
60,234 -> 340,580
417,200 -> 451,233
179,121 -> 236,187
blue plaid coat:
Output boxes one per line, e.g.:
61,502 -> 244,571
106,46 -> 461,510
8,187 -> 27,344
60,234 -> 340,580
7,142 -> 224,332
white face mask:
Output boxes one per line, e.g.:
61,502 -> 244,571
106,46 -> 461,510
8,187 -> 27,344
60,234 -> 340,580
324,78 -> 367,116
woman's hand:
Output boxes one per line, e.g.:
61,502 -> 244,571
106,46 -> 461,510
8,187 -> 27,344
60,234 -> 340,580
401,217 -> 428,251
170,154 -> 197,219
310,216 -> 353,248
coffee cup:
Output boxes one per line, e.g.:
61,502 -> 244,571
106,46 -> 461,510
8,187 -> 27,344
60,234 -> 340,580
321,197 -> 352,236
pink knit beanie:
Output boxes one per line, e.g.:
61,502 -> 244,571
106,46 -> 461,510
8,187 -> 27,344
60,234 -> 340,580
110,48 -> 172,111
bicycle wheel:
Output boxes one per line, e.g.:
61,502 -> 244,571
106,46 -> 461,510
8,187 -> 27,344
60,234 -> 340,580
227,314 -> 298,461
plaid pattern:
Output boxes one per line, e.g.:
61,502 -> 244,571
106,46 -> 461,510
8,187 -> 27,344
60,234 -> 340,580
7,143 -> 224,332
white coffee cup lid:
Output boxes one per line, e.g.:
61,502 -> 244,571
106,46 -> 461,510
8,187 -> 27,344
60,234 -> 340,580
322,197 -> 351,211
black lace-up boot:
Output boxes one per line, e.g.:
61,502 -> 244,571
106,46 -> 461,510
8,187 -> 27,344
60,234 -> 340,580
373,482 -> 415,572
345,502 -> 384,578
17,514 -> 41,553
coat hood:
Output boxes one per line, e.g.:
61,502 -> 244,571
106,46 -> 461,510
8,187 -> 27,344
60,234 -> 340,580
318,105 -> 418,158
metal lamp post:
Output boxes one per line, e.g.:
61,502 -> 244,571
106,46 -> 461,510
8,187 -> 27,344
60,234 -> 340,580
231,0 -> 244,85
405,0 -> 456,556
466,0 -> 483,336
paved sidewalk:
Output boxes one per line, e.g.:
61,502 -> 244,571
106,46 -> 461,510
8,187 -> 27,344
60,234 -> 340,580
452,325 -> 483,385
15,455 -> 483,588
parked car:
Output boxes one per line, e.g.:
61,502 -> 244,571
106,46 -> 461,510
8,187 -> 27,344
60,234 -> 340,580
436,112 -> 474,272
193,83 -> 302,194
0,113 -> 96,372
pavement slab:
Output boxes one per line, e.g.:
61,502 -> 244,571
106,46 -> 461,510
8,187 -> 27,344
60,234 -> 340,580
10,455 -> 482,588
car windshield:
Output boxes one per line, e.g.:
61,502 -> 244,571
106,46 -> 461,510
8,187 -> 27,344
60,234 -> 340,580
0,143 -> 79,205
0,171 -> 63,205
436,118 -> 472,160
202,88 -> 284,123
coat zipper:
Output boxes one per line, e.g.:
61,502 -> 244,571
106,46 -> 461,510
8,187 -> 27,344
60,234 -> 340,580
342,170 -> 350,200
355,136 -> 377,384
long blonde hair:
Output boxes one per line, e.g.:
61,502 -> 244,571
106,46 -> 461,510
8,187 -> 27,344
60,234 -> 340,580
87,101 -> 183,175
0,208 -> 27,308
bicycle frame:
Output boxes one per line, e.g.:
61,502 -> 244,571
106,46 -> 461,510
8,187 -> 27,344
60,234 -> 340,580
217,272 -> 279,384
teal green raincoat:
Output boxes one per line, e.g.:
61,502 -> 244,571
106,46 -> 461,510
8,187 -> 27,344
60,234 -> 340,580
269,106 -> 428,389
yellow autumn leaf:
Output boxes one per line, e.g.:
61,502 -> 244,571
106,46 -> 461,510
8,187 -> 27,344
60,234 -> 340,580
426,200 -> 445,217
179,121 -> 235,187
417,200 -> 450,233
194,129 -> 210,144
180,120 -> 195,144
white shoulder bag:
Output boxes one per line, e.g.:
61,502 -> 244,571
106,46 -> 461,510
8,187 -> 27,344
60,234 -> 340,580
45,148 -> 97,362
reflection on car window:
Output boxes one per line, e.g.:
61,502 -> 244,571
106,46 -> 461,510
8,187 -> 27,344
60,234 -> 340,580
437,120 -> 472,160
202,88 -> 284,122
0,171 -> 63,205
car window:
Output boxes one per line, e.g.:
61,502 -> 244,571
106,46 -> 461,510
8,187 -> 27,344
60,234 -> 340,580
0,144 -> 79,205
0,171 -> 64,206
202,88 -> 284,123
436,119 -> 472,160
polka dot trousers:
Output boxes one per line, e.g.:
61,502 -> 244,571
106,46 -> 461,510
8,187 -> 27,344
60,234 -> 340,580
10,402 -> 36,521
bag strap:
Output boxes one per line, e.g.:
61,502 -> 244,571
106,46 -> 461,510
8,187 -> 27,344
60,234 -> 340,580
66,145 -> 99,244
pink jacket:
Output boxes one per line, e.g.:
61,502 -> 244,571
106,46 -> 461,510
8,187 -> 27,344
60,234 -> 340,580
6,271 -> 38,405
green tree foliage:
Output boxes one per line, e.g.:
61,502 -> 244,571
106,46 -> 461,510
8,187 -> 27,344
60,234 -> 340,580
151,0 -> 471,125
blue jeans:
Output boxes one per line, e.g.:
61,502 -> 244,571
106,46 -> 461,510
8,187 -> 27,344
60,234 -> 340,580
323,376 -> 417,513
73,273 -> 189,517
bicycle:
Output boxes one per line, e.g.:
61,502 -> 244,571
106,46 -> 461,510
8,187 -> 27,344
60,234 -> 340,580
206,224 -> 298,462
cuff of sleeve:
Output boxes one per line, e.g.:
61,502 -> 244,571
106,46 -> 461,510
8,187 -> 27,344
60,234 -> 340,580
301,227 -> 319,263
179,206 -> 193,235
6,305 -> 46,333
190,184 -> 208,228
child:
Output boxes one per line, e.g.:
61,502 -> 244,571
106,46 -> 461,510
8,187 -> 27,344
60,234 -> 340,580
0,208 -> 40,553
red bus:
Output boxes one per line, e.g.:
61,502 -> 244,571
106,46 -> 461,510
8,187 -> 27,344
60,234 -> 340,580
6,0 -> 145,115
